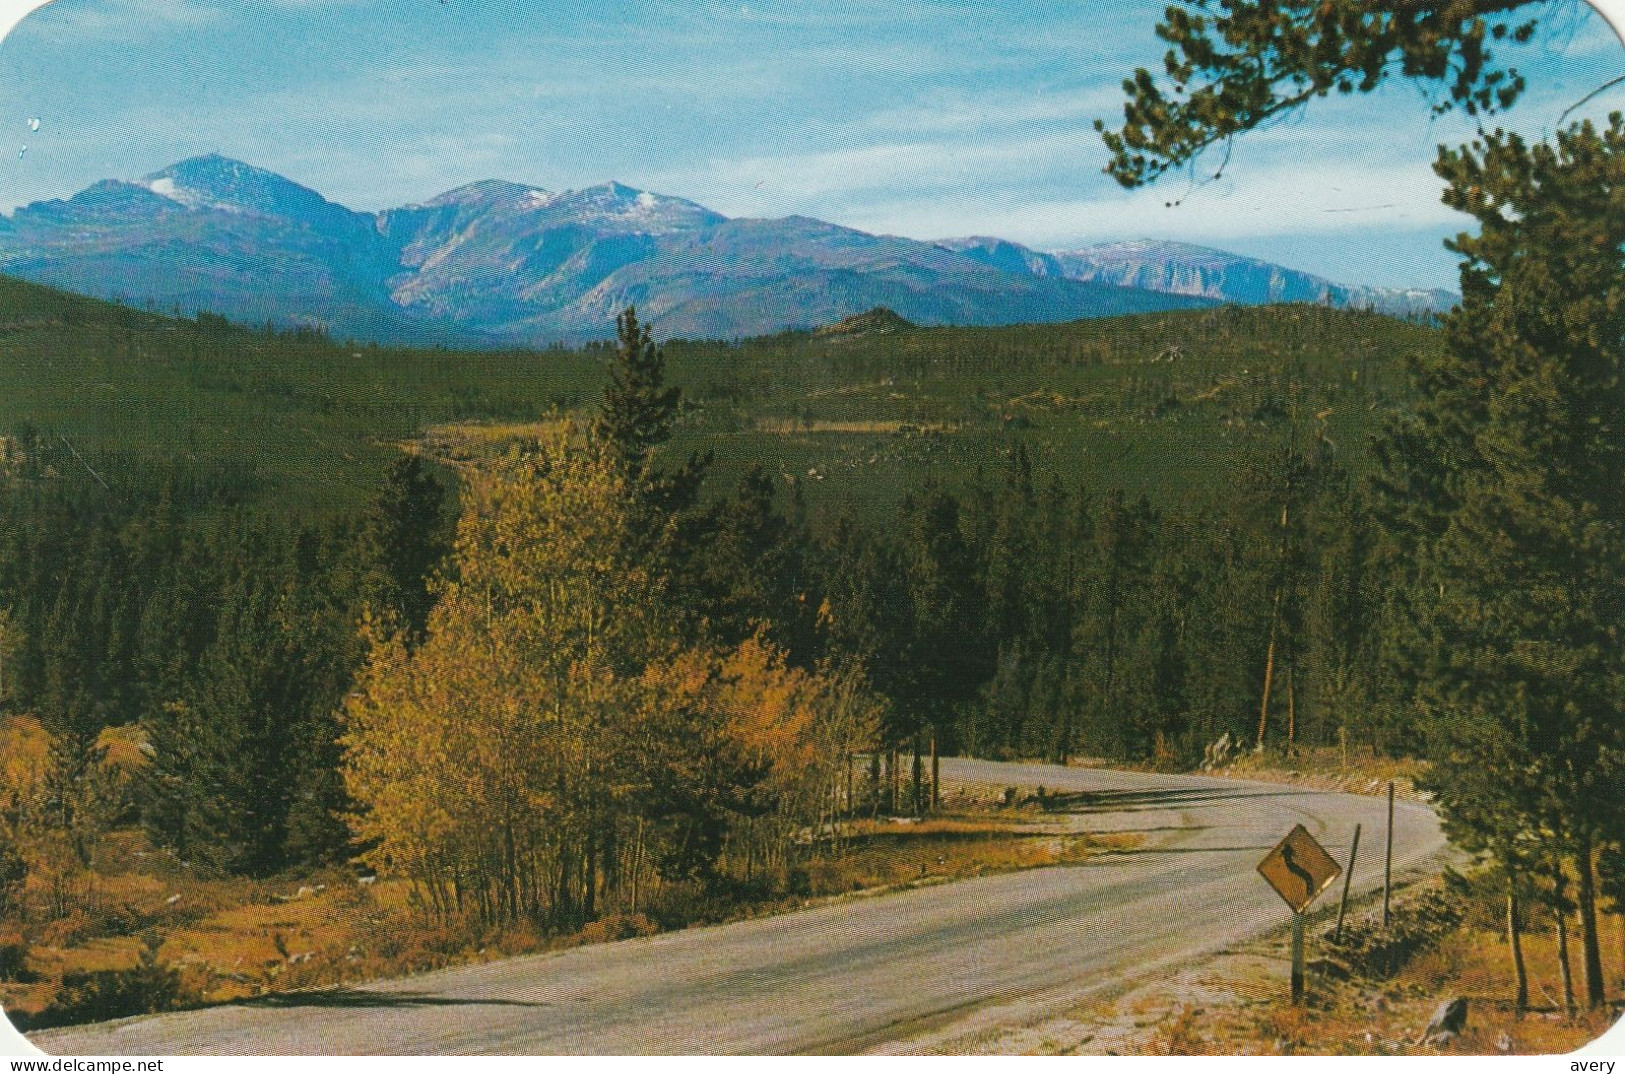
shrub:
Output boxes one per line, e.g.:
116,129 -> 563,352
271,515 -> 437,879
24,931 -> 196,1030
1323,889 -> 1464,979
577,913 -> 656,945
0,830 -> 24,920
0,930 -> 33,982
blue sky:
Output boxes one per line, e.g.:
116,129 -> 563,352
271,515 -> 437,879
0,0 -> 1621,290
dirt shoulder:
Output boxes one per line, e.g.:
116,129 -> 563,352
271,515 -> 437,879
1,794 -> 1136,1033
1196,744 -> 1430,802
902,878 -> 1621,1056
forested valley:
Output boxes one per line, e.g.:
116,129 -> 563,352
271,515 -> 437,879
2,121 -> 1624,1029
0,301 -> 1403,881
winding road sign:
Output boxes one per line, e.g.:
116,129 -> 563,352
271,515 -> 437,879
1257,824 -> 1341,914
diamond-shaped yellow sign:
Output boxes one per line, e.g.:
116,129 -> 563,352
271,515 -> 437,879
1257,824 -> 1341,914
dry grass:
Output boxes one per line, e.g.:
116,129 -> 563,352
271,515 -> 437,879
801,813 -> 1134,896
408,420 -> 568,467
751,418 -> 955,435
0,717 -> 50,797
1,804 -> 1133,1030
1208,743 -> 1430,800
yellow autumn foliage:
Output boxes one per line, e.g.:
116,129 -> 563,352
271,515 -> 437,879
343,419 -> 883,928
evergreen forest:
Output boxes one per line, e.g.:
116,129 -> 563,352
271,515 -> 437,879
1,116 -> 1623,1020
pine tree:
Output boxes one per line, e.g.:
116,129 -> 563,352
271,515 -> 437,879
360,454 -> 450,640
1379,116 -> 1625,1010
594,306 -> 709,516
1098,1 -> 1546,188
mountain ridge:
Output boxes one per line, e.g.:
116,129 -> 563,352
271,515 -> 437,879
942,235 -> 1454,318
0,155 -> 1450,343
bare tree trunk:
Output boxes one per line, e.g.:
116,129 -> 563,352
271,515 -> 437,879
1508,883 -> 1529,1015
584,827 -> 598,920
1556,868 -> 1577,1018
1256,589 -> 1281,751
1257,489 -> 1293,754
629,817 -> 644,916
887,748 -> 898,814
930,731 -> 940,812
1577,834 -> 1606,1010
911,732 -> 923,817
1286,664 -> 1297,755
845,752 -> 854,820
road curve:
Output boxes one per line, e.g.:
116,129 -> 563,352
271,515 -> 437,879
29,759 -> 1446,1055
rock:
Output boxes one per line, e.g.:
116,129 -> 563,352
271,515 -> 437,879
1424,1030 -> 1457,1048
1496,1032 -> 1513,1054
165,893 -> 182,905
1423,997 -> 1468,1039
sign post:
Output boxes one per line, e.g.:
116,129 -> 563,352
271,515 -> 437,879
1258,824 -> 1341,1005
1291,913 -> 1305,1004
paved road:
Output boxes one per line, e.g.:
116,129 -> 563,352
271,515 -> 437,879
29,759 -> 1446,1055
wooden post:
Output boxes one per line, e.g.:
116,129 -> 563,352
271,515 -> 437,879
1382,781 -> 1394,930
1335,823 -> 1361,944
1291,912 -> 1305,1004
1339,724 -> 1348,770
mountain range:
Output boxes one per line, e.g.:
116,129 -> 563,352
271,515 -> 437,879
0,155 -> 1453,343
938,237 -> 1455,317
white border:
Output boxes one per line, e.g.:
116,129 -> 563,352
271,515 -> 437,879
0,0 -> 1622,1064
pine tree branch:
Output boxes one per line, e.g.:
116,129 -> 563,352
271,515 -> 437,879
1556,71 -> 1625,128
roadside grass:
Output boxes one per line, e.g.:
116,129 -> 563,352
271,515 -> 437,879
801,812 -> 1134,897
1136,879 -> 1625,1056
1205,743 -> 1429,800
1,796 -> 1135,1031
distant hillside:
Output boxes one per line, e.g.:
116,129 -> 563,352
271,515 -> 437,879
940,237 -> 1456,318
0,272 -> 1440,523
814,307 -> 916,340
0,156 -> 1210,344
